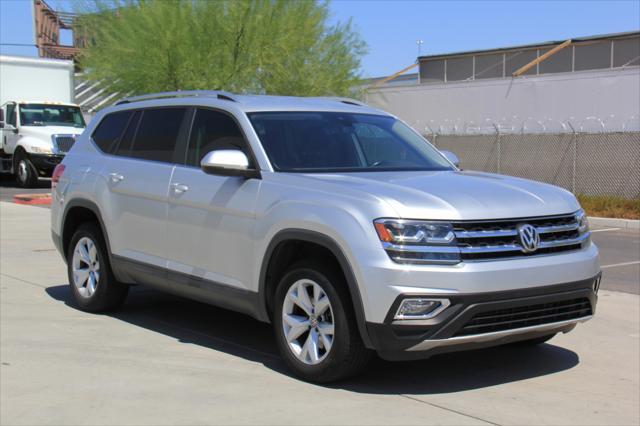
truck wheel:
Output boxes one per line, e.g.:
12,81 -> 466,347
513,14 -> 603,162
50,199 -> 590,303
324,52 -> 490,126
273,259 -> 372,383
15,153 -> 38,188
67,222 -> 129,312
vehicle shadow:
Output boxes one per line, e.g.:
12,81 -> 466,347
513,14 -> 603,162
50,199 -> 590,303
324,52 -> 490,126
0,174 -> 52,190
45,284 -> 580,394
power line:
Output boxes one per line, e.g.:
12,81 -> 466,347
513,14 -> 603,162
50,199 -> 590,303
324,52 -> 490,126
0,43 -> 37,47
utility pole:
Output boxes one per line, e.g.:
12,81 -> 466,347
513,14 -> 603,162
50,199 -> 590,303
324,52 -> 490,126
416,39 -> 424,57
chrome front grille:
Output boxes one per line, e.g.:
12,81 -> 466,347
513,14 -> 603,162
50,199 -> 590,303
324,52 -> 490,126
453,213 -> 588,261
54,135 -> 76,153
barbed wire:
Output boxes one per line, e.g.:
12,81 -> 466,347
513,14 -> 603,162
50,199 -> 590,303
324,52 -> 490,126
419,114 -> 640,135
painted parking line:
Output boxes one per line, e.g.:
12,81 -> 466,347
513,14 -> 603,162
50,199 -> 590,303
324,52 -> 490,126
590,228 -> 622,233
601,261 -> 640,270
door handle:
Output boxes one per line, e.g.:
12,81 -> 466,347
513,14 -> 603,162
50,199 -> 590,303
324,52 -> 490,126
171,183 -> 189,194
108,172 -> 124,183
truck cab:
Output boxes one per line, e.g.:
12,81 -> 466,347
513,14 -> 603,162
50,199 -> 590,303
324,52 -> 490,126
0,101 -> 85,187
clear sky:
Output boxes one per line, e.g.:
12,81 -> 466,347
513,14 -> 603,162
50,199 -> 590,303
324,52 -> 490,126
1,0 -> 639,77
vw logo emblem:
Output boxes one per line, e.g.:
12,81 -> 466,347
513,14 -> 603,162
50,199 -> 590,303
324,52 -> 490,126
517,223 -> 540,253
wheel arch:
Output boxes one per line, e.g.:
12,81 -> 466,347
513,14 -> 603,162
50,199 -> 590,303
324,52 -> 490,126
61,200 -> 115,270
258,229 -> 374,349
12,145 -> 27,167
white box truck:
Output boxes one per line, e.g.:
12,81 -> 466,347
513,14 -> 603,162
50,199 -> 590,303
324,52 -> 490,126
0,55 -> 86,187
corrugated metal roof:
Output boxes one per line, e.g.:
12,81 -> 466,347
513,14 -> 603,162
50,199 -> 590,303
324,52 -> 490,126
418,30 -> 639,60
360,73 -> 419,85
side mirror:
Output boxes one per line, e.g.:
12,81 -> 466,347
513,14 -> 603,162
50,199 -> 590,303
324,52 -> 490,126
440,150 -> 460,168
0,121 -> 4,129
200,149 -> 261,179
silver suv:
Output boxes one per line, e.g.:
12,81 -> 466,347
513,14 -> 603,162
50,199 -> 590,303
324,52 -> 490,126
51,91 -> 600,382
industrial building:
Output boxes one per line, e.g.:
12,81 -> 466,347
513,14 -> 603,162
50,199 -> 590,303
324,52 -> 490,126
366,31 -> 640,133
365,31 -> 640,199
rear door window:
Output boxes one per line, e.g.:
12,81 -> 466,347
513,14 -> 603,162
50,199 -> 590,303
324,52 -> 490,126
92,110 -> 133,153
128,108 -> 187,163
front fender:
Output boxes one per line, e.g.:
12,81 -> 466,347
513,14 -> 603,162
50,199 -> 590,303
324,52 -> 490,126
257,227 -> 375,348
253,197 -> 394,349
254,200 -> 384,296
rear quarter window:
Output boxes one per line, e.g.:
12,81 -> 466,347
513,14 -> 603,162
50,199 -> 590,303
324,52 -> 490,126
91,111 -> 133,153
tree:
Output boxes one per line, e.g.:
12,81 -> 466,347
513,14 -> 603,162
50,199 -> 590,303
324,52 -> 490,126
76,0 -> 366,99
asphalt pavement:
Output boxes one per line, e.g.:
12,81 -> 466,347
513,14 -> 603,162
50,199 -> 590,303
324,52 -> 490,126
592,227 -> 640,294
0,174 -> 51,204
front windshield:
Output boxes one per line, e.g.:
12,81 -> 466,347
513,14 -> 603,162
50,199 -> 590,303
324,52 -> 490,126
19,103 -> 85,128
248,112 -> 453,172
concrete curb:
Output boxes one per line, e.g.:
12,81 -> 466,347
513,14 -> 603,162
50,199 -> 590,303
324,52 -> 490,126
13,194 -> 52,206
588,216 -> 640,230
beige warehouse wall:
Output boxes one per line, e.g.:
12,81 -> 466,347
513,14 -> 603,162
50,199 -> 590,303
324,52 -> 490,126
365,67 -> 640,133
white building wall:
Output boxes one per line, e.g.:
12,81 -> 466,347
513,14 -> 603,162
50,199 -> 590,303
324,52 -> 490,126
365,67 -> 640,133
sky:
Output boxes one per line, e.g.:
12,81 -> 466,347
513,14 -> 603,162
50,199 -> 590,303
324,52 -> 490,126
1,0 -> 639,77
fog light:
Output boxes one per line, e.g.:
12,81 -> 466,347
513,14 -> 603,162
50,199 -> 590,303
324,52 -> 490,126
395,298 -> 450,320
594,274 -> 602,294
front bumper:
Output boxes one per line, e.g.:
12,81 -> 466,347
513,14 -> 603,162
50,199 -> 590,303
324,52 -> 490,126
29,153 -> 64,175
367,274 -> 599,360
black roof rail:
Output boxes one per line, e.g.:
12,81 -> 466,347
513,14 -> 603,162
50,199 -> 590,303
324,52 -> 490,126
316,97 -> 368,107
115,90 -> 237,105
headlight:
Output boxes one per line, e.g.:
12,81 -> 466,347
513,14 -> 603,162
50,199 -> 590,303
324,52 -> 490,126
31,146 -> 53,154
374,219 -> 460,264
575,209 -> 589,234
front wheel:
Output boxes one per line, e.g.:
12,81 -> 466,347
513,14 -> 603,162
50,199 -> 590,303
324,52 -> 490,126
273,260 -> 371,383
15,154 -> 38,188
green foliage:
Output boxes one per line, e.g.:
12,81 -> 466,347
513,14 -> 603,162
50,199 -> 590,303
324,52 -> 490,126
76,0 -> 366,99
576,194 -> 640,219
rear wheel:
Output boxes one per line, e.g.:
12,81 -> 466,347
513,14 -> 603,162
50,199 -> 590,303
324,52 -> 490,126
67,223 -> 129,312
273,259 -> 372,383
15,153 -> 38,188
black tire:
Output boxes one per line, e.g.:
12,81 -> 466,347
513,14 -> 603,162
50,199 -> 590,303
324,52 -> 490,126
67,222 -> 129,312
511,334 -> 556,346
273,259 -> 372,383
14,152 -> 38,188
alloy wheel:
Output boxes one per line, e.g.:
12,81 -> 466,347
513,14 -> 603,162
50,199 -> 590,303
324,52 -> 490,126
282,279 -> 335,365
72,237 -> 100,298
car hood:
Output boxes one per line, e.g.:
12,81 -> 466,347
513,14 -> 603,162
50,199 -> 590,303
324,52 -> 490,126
20,126 -> 84,138
303,170 -> 580,220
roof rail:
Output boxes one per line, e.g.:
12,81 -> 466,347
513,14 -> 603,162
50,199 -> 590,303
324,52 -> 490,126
316,97 -> 368,107
115,90 -> 237,105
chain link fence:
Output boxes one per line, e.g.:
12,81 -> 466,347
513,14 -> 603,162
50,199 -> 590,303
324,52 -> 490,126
424,119 -> 640,198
